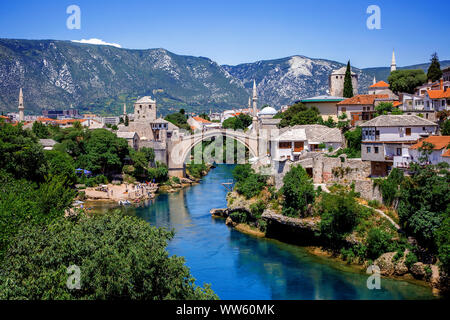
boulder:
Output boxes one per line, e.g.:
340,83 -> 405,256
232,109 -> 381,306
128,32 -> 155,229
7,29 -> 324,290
374,252 -> 396,276
394,251 -> 409,276
210,208 -> 228,218
410,262 -> 426,278
225,217 -> 236,227
394,259 -> 409,276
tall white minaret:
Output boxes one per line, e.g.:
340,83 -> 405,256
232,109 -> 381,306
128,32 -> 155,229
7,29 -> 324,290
18,88 -> 24,122
252,80 -> 258,117
373,76 -> 377,85
391,50 -> 397,72
123,103 -> 127,116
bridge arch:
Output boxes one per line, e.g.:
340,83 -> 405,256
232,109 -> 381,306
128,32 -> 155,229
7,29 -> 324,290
168,129 -> 259,177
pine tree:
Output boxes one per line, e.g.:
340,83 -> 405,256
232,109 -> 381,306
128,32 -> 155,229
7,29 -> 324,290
343,61 -> 354,98
427,52 -> 443,82
125,115 -> 129,126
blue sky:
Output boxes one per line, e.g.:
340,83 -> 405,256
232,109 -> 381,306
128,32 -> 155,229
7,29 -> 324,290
1,0 -> 449,68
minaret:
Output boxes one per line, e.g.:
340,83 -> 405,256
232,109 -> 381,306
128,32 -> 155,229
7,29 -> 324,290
251,80 -> 258,133
373,76 -> 377,85
123,103 -> 127,116
18,88 -> 24,122
391,50 -> 397,73
252,80 -> 258,117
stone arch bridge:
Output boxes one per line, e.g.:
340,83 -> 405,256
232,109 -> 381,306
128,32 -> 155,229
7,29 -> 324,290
167,129 -> 260,177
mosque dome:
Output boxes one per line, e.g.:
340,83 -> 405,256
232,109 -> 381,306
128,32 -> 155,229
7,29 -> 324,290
259,106 -> 277,116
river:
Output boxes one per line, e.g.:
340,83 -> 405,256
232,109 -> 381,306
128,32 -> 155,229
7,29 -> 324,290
128,164 -> 434,300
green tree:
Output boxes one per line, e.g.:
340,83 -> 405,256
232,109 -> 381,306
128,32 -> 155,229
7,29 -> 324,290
441,119 -> 450,136
165,112 -> 190,131
397,164 -> 449,248
427,52 -> 443,82
78,129 -> 129,175
0,212 -> 217,300
276,103 -> 320,128
366,227 -> 394,259
281,165 -> 315,217
124,115 -> 129,126
32,121 -> 50,139
0,122 -> 47,182
222,113 -> 252,130
318,193 -> 359,242
388,69 -> 427,94
343,61 -> 354,98
0,171 -> 75,260
375,102 -> 394,115
45,150 -> 77,186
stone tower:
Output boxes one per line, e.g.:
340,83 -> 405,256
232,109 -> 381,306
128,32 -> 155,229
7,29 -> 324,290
329,67 -> 358,97
391,50 -> 397,73
18,88 -> 24,122
134,96 -> 157,122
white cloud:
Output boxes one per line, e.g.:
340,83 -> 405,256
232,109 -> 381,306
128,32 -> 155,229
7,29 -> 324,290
71,38 -> 122,48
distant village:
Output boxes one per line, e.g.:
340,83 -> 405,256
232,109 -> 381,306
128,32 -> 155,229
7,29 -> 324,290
2,50 -> 450,182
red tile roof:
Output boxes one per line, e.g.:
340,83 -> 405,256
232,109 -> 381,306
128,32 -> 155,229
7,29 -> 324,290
192,116 -> 211,124
427,89 -> 450,99
393,101 -> 402,107
410,136 -> 450,150
369,80 -> 390,88
337,94 -> 389,105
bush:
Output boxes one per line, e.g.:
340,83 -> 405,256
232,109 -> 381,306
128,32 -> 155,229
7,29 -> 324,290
405,251 -> 418,269
235,173 -> 266,199
229,211 -> 248,224
0,212 -> 218,300
281,165 -> 315,217
367,200 -> 382,209
366,227 -> 394,259
233,165 -> 266,199
318,193 -> 359,242
250,200 -> 265,218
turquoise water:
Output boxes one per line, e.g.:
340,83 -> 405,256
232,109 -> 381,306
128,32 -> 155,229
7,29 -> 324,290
133,164 -> 434,300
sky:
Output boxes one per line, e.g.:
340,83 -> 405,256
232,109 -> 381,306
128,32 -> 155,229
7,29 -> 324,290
0,0 -> 449,68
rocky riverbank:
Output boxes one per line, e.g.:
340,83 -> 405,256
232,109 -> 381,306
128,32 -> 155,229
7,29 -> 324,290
212,190 -> 448,296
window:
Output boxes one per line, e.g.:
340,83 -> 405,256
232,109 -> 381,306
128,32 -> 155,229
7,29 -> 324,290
279,142 -> 291,149
374,147 -> 379,154
396,148 -> 401,156
341,107 -> 346,113
367,147 -> 371,153
405,128 -> 411,136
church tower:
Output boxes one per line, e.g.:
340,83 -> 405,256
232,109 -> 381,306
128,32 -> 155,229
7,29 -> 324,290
18,88 -> 24,122
391,50 -> 397,73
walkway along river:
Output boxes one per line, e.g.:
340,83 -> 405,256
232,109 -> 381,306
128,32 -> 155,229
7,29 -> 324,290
130,164 -> 434,300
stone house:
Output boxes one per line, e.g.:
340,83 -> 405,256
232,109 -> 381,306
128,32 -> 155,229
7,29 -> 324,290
408,136 -> 450,166
361,115 -> 438,176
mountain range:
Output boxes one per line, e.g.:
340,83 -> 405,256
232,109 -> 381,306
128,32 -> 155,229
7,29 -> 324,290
1,38 -> 449,116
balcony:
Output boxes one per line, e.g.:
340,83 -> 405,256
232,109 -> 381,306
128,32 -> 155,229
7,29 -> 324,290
394,156 -> 411,169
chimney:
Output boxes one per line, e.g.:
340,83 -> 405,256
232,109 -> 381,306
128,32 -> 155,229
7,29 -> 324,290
440,79 -> 444,90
